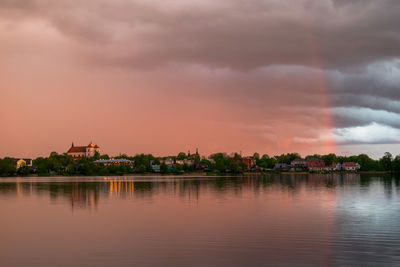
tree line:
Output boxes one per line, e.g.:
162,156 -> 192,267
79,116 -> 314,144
0,151 -> 399,176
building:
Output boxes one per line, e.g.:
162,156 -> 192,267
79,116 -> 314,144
291,159 -> 308,170
175,159 -> 184,165
67,142 -> 100,159
274,163 -> 291,171
175,159 -> 195,166
93,159 -> 134,166
13,158 -> 33,169
160,158 -> 174,166
331,163 -> 342,171
150,164 -> 161,172
306,158 -> 326,171
340,162 -> 361,171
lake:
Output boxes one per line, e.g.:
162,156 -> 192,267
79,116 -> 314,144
1,174 -> 400,266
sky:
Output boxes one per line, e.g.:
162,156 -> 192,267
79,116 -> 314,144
1,0 -> 400,159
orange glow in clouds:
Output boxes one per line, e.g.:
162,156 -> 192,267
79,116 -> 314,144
0,7 -> 338,158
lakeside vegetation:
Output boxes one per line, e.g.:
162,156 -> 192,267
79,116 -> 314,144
0,151 -> 399,177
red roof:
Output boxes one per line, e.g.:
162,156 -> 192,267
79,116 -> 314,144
343,162 -> 358,166
67,146 -> 86,153
307,159 -> 325,168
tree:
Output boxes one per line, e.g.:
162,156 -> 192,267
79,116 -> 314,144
49,151 -> 58,158
136,164 -> 147,173
233,153 -> 241,160
275,153 -> 301,164
183,163 -> 194,172
238,162 -> 248,172
379,152 -> 393,173
92,151 -> 101,160
256,154 -> 277,169
100,154 -> 110,160
200,159 -> 212,169
230,161 -> 241,173
160,163 -> 168,174
115,153 -> 129,159
356,154 -> 380,171
0,158 -> 16,176
392,155 -> 400,173
210,153 -> 226,172
17,166 -> 31,176
177,152 -> 187,160
133,154 -> 155,172
175,164 -> 183,173
321,153 -> 338,166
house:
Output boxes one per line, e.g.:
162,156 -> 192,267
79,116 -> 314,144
175,159 -> 184,165
331,163 -> 342,171
160,158 -> 174,166
175,159 -> 195,166
67,142 -> 99,159
274,163 -> 291,171
341,162 -> 360,171
13,158 -> 33,169
149,160 -> 161,172
306,158 -> 326,171
151,165 -> 161,172
291,159 -> 308,170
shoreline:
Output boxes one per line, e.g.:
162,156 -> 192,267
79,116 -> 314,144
1,170 -> 391,178
265,171 -> 390,175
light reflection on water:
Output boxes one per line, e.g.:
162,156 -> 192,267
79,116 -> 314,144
0,174 -> 400,266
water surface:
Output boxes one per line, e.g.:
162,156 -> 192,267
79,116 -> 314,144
1,174 -> 400,266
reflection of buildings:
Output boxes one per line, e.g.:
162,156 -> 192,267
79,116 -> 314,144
0,174 -> 387,211
106,178 -> 136,198
68,183 -> 100,210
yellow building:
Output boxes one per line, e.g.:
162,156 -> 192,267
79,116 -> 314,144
14,158 -> 33,169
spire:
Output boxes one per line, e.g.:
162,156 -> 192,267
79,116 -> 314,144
196,148 -> 199,155
71,142 -> 74,147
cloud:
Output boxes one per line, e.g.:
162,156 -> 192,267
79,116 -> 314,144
1,0 -> 400,70
293,122 -> 400,146
328,60 -> 400,101
333,123 -> 400,145
331,107 -> 400,129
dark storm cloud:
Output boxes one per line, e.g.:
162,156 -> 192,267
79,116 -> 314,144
326,59 -> 400,130
1,0 -> 400,70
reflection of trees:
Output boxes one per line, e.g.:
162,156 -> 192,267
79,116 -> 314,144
2,174 -> 400,209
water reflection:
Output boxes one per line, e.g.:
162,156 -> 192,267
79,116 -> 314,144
1,174 -> 400,266
0,174 -> 398,210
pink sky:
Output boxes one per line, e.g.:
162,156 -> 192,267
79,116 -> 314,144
1,0 -> 400,158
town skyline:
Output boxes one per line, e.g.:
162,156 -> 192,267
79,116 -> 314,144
1,140 -> 394,161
